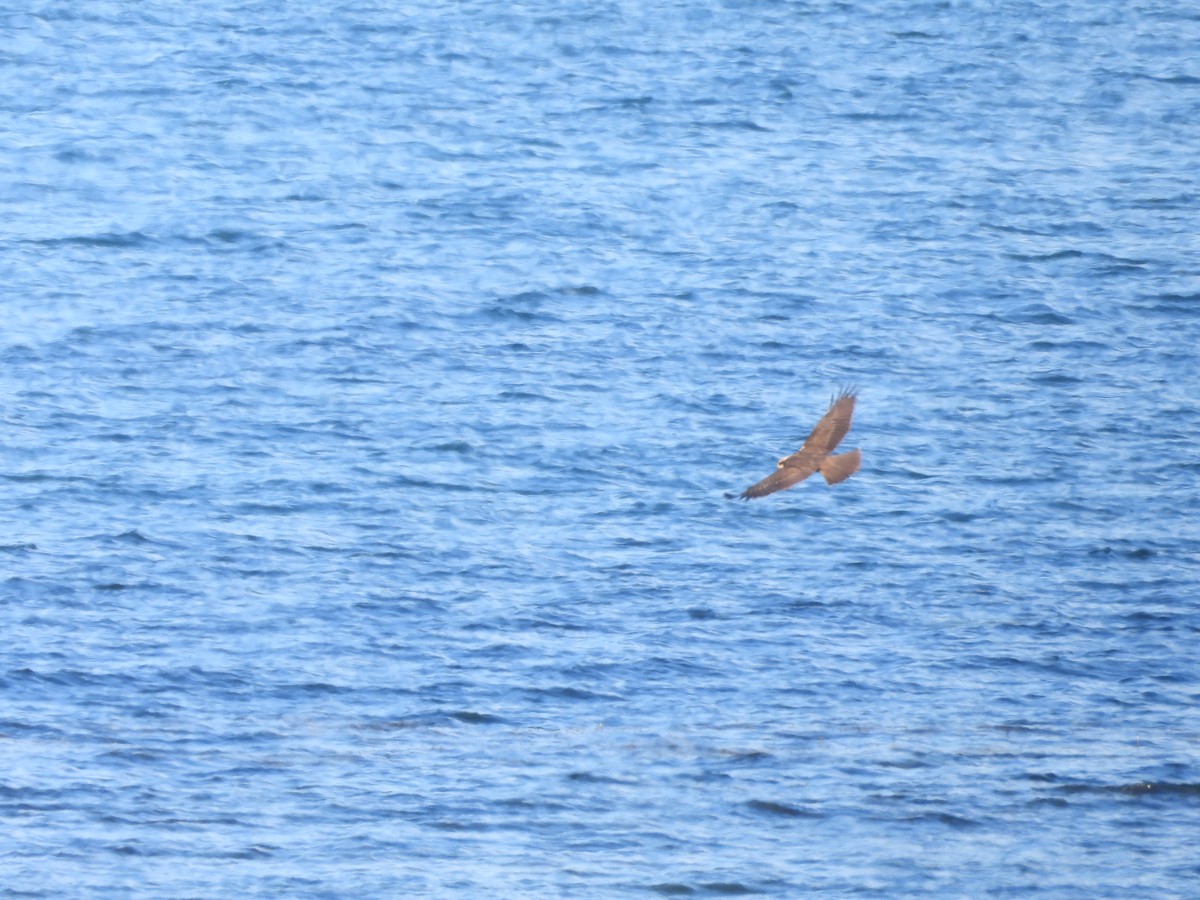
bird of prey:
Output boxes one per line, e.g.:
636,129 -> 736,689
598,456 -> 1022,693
739,387 -> 862,500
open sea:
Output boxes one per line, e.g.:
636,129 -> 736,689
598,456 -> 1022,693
3,1 -> 1200,896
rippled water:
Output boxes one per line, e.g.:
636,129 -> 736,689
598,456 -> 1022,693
4,1 -> 1200,896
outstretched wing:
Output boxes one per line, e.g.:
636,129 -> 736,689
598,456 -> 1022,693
739,462 -> 818,500
799,386 -> 857,455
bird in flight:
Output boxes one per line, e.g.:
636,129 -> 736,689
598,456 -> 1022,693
739,387 -> 862,500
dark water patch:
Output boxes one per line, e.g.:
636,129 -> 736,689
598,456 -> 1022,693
504,615 -> 592,634
228,501 -> 299,515
226,845 -> 277,860
567,771 -> 635,785
1131,72 -> 1200,85
1007,249 -> 1085,262
30,231 -> 156,249
358,716 -> 439,732
835,111 -> 915,123
1026,338 -> 1106,351
761,200 -> 799,216
939,509 -> 979,523
745,799 -> 820,818
1055,781 -> 1200,798
1029,795 -> 1071,809
282,681 -> 353,696
159,666 -> 253,692
879,756 -> 931,770
9,667 -> 141,691
698,882 -> 763,895
717,748 -> 773,765
999,303 -> 1074,325
497,388 -> 557,402
203,228 -> 287,252
557,284 -> 602,297
387,473 -> 480,493
428,440 -> 475,453
104,528 -> 161,546
991,722 -> 1061,736
283,190 -> 329,202
1030,371 -> 1084,386
894,466 -> 937,480
526,685 -> 620,702
1087,544 -> 1157,559
1091,258 -> 1149,276
982,221 -> 1046,237
1116,782 -> 1200,797
474,292 -> 566,324
1118,193 -> 1196,209
694,118 -> 770,132
98,746 -> 168,764
1122,610 -> 1185,628
612,534 -> 681,550
897,812 -> 981,828
450,711 -> 506,725
1136,292 -> 1200,317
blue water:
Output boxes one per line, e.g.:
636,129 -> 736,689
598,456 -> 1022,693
4,1 -> 1200,895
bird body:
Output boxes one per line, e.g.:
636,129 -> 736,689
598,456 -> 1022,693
739,387 -> 861,500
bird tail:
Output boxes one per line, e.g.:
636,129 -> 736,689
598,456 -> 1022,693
819,449 -> 861,485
